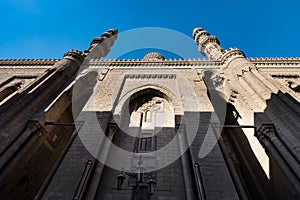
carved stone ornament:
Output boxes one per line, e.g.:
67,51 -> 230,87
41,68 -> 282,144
255,124 -> 276,146
108,123 -> 118,138
202,70 -> 225,91
220,48 -> 245,64
28,121 -> 47,136
63,49 -> 85,62
286,80 -> 300,93
125,74 -> 176,79
211,73 -> 225,89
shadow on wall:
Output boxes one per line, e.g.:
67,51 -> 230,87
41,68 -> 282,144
254,91 -> 300,200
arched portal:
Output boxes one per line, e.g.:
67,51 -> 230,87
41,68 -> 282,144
96,87 -> 186,200
113,84 -> 183,121
120,88 -> 176,135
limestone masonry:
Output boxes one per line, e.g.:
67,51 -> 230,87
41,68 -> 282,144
0,28 -> 300,200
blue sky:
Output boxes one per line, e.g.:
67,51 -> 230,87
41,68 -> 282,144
0,0 -> 299,59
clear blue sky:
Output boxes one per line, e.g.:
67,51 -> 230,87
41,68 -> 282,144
0,0 -> 299,59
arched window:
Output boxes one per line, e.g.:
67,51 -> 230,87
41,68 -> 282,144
145,110 -> 152,122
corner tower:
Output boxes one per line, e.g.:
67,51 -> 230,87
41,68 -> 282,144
194,27 -> 300,199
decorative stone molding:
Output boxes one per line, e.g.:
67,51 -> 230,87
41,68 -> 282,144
1,57 -> 299,72
286,80 -> 300,93
114,84 -> 183,117
249,57 -> 300,61
228,90 -> 239,104
0,59 -> 60,67
137,97 -> 164,112
211,73 -> 225,89
249,57 -> 300,67
1,57 -> 299,67
272,75 -> 300,78
256,124 -> 276,144
88,59 -> 220,69
63,49 -> 85,63
125,74 -> 176,79
201,70 -> 225,91
107,123 -> 118,138
28,120 -> 47,136
220,48 -> 246,64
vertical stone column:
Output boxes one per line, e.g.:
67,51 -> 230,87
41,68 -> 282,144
0,29 -> 118,200
0,28 -> 118,171
39,29 -> 119,200
177,123 -> 197,200
193,27 -> 300,150
256,124 -> 300,198
71,29 -> 118,118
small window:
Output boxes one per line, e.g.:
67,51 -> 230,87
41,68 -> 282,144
145,110 -> 151,122
140,137 -> 152,151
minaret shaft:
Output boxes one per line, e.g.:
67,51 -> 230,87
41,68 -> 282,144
193,27 -> 300,198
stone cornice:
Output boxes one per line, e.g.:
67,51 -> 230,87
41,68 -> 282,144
248,57 -> 300,66
0,59 -> 60,67
125,74 -> 176,79
88,58 -> 220,68
63,49 -> 85,63
220,48 -> 246,64
0,57 -> 300,68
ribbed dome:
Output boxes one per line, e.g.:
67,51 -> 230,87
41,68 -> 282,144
142,52 -> 165,61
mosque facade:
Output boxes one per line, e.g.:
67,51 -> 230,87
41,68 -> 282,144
0,28 -> 300,200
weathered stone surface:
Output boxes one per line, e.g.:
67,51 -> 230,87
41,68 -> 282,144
0,27 -> 299,200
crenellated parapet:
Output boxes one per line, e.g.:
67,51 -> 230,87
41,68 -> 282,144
63,49 -> 84,62
220,48 -> 245,65
249,57 -> 300,67
0,59 -> 60,67
63,49 -> 85,67
1,57 -> 300,70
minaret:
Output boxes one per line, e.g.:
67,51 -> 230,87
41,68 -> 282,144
0,29 -> 119,200
193,27 -> 249,76
193,28 -> 225,60
52,29 -> 118,73
83,29 -> 118,58
0,28 -> 118,155
193,27 -> 300,197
